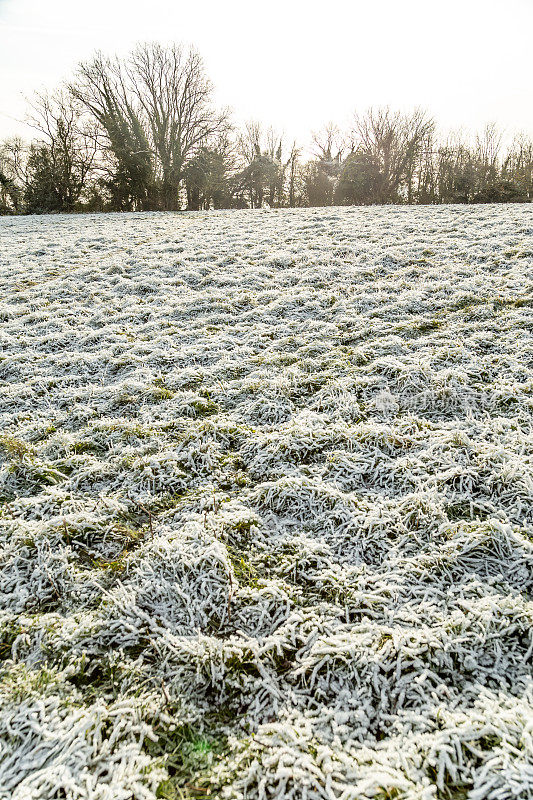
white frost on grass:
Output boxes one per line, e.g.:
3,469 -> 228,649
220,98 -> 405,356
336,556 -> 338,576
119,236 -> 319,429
0,205 -> 532,799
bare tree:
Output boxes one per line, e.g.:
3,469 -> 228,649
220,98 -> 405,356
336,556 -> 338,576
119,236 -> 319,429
504,133 -> 533,199
286,141 -> 301,207
184,130 -> 238,210
474,122 -> 502,196
0,139 -> 24,213
128,43 -> 228,209
70,52 -> 155,210
312,123 -> 345,165
25,90 -> 98,211
237,122 -> 285,208
0,138 -> 27,212
70,43 -> 227,210
349,107 -> 434,203
303,124 -> 345,206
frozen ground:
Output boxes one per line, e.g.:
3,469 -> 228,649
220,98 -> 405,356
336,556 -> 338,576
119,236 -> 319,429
0,205 -> 532,800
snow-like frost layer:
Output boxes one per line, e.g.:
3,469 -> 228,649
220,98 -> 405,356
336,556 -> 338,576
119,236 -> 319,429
0,205 -> 532,799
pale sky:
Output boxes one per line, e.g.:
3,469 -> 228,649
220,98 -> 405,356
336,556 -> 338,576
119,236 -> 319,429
1,0 -> 532,146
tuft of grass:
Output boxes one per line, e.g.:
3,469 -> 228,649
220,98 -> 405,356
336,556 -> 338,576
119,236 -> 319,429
415,319 -> 442,333
445,501 -> 490,522
227,546 -> 261,588
71,440 -> 103,455
0,435 -> 33,460
151,379 -> 175,401
375,789 -> 402,800
0,622 -> 23,660
426,764 -> 473,800
190,397 -> 218,417
145,722 -> 228,800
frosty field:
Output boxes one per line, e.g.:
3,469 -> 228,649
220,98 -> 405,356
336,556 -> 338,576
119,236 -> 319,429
1,205 -> 532,800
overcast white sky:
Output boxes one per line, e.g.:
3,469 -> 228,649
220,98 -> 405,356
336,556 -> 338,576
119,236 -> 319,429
1,0 -> 532,146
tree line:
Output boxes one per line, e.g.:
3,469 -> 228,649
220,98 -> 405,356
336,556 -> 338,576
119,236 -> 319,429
1,42 -> 532,215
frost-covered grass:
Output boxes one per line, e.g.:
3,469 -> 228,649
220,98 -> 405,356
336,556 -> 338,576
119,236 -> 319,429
0,205 -> 532,800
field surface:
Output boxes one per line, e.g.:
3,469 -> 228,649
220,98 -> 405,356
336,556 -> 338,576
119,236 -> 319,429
0,206 -> 532,800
